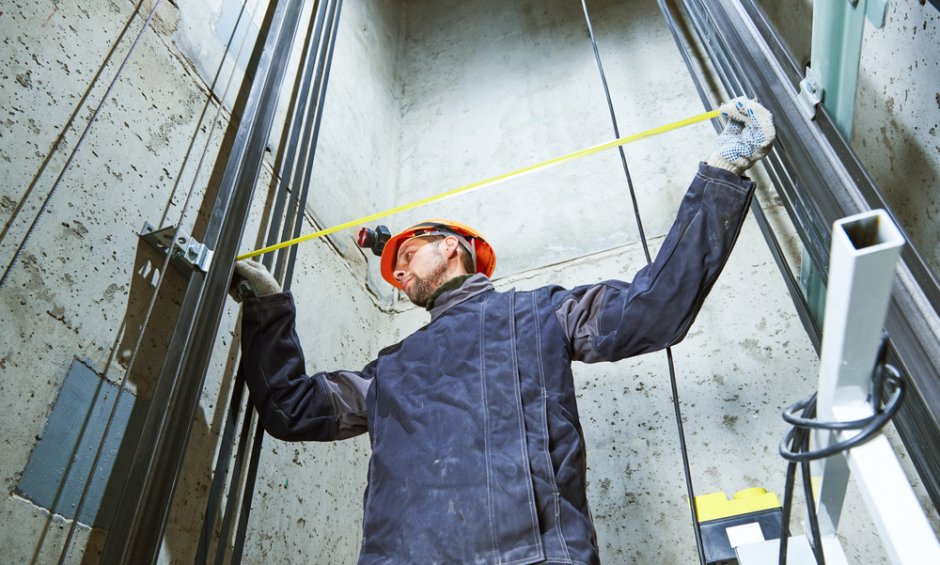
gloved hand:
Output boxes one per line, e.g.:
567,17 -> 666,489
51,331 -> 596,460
230,259 -> 281,302
707,96 -> 775,175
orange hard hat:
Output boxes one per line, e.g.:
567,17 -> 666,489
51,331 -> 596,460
380,219 -> 496,289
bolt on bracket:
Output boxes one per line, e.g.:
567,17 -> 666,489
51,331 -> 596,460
139,222 -> 213,273
797,71 -> 823,121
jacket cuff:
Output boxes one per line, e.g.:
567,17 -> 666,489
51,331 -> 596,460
698,161 -> 755,194
243,291 -> 294,321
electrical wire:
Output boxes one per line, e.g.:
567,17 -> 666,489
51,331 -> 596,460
778,370 -> 905,460
579,1 -> 707,562
776,339 -> 906,565
0,2 -> 161,291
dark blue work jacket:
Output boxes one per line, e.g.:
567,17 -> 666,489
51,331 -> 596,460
240,163 -> 754,564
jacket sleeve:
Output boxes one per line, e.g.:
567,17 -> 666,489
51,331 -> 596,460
240,292 -> 373,442
552,163 -> 754,363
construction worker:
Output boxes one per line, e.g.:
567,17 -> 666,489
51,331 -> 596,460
234,97 -> 775,564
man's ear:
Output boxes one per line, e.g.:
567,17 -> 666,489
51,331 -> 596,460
441,235 -> 461,259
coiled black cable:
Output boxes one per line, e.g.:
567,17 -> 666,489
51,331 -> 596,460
779,365 -> 905,463
777,337 -> 906,565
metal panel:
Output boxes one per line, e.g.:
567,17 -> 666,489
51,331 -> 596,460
16,359 -> 143,527
813,210 -> 939,563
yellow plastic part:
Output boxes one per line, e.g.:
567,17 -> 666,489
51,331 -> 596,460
694,488 -> 782,523
236,109 -> 721,261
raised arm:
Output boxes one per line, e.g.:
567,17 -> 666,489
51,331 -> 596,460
553,97 -> 774,363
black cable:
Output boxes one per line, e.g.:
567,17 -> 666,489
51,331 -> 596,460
779,372 -> 904,463
776,352 -> 906,565
779,400 -> 826,565
578,2 -> 707,562
0,2 -> 161,291
802,452 -> 825,565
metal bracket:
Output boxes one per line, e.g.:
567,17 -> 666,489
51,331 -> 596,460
866,0 -> 888,28
797,71 -> 823,120
139,222 -> 213,273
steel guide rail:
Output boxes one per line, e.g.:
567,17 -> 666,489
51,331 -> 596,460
675,0 -> 940,512
654,0 -> 822,356
197,0 -> 334,559
233,1 -> 344,562
101,0 -> 308,562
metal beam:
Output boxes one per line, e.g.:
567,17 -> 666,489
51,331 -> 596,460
100,0 -> 307,561
674,0 -> 940,511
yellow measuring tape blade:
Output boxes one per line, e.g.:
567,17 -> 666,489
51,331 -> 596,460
237,109 -> 720,261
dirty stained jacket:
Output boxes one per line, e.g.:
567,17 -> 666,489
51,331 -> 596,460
240,163 -> 755,564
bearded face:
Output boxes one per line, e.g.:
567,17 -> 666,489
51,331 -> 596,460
395,239 -> 451,307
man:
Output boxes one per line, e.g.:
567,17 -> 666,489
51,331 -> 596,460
234,97 -> 774,564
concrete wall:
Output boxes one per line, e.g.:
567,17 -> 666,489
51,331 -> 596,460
854,2 -> 940,276
395,0 -> 713,282
0,0 -> 389,562
0,0 -> 242,561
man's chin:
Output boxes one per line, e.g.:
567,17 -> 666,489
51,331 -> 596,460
402,288 -> 427,307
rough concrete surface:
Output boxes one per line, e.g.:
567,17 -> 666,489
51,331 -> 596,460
854,2 -> 940,276
758,0 -> 940,279
1,0 -> 938,563
395,0 -> 715,287
1,0 -> 269,562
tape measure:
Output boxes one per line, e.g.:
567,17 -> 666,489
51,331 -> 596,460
237,109 -> 721,261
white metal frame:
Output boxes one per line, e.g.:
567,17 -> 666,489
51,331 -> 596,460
813,209 -> 939,564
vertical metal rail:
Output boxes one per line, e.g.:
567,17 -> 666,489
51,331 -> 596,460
656,0 -> 821,352
194,0 -> 344,561
100,0 -> 308,562
672,0 -> 940,513
281,0 -> 343,287
195,1 -> 330,561
232,2 -> 344,559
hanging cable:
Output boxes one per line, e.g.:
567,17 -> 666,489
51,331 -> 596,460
0,1 -> 161,291
578,1 -> 707,562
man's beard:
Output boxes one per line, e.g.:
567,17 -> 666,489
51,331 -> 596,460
406,247 -> 449,307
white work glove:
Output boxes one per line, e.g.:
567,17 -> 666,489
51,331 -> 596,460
231,259 -> 281,301
707,96 -> 776,175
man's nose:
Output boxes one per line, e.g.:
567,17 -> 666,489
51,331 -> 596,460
394,268 -> 406,282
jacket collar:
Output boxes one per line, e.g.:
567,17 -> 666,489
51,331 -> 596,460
428,273 -> 494,322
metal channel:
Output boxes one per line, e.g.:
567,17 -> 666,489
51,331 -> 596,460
675,0 -> 940,510
100,0 -> 308,562
194,0 -> 333,560
655,0 -> 821,353
232,2 -> 344,560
